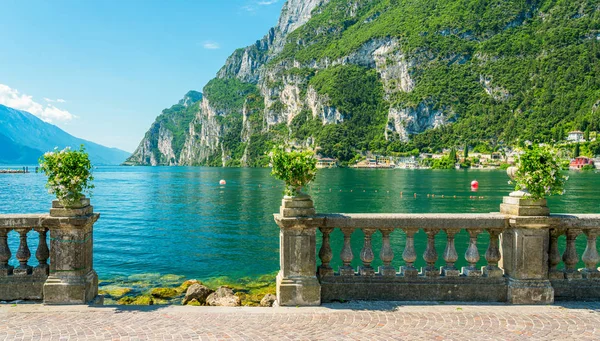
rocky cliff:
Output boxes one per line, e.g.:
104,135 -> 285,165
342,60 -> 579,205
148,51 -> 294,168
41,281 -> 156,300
124,91 -> 202,166
129,0 -> 600,166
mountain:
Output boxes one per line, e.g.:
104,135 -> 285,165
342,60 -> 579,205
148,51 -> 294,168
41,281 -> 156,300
0,104 -> 130,165
124,91 -> 202,166
129,0 -> 600,167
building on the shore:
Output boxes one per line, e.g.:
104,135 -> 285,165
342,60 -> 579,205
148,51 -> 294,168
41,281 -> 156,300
316,158 -> 338,169
568,131 -> 585,142
570,156 -> 594,170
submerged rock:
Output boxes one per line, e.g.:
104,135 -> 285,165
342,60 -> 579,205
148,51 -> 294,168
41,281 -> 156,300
260,294 -> 277,307
206,287 -> 241,307
151,288 -> 179,299
182,283 -> 214,305
118,295 -> 154,305
98,286 -> 132,299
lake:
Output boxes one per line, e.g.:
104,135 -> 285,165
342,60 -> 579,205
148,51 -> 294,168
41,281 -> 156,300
1,167 -> 599,285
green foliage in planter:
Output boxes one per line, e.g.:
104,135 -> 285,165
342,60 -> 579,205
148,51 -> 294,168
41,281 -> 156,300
511,145 -> 568,200
270,147 -> 317,196
39,145 -> 94,206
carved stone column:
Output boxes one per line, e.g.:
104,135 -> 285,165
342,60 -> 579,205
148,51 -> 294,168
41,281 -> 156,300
43,197 -> 100,304
500,167 -> 554,304
275,195 -> 321,306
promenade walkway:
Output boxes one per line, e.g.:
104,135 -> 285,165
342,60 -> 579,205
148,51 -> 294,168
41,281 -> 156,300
2,301 -> 600,340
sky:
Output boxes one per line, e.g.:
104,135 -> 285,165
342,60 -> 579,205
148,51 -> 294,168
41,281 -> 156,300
0,0 -> 285,152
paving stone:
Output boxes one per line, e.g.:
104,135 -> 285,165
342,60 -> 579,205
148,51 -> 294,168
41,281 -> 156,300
2,301 -> 600,340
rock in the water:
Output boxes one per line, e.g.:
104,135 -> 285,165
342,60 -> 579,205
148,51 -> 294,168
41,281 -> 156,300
260,294 -> 277,307
151,287 -> 179,299
118,295 -> 154,305
179,279 -> 201,292
206,286 -> 241,307
182,283 -> 214,305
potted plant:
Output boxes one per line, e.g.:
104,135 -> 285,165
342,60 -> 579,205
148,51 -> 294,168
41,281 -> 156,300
507,145 -> 568,201
270,147 -> 317,197
39,145 -> 95,208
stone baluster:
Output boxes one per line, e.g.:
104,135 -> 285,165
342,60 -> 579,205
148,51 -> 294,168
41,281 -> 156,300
422,229 -> 439,277
581,229 -> 600,279
318,227 -> 334,277
441,229 -> 460,276
462,229 -> 482,277
0,229 -> 13,276
13,228 -> 32,276
359,229 -> 376,276
400,228 -> 418,277
483,229 -> 503,277
339,228 -> 355,276
548,229 -> 565,279
563,229 -> 583,279
34,227 -> 50,277
379,228 -> 396,277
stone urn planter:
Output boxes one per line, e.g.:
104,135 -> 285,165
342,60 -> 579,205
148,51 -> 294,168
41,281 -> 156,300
280,189 -> 316,218
50,196 -> 94,218
500,166 -> 549,216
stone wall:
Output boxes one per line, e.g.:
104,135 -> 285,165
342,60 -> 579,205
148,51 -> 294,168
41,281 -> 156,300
275,196 -> 600,306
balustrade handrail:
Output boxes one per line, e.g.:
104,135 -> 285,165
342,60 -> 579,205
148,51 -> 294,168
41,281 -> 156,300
0,213 -> 99,230
275,213 -> 600,229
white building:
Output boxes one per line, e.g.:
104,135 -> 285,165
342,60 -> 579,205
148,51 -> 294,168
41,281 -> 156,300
567,131 -> 585,142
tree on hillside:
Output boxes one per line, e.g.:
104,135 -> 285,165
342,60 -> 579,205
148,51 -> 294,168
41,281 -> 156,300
574,143 -> 580,158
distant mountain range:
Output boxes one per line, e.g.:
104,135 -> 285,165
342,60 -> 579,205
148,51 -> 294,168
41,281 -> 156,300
0,104 -> 130,165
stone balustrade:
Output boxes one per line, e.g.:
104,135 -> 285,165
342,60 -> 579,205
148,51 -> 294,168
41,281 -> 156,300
0,198 -> 99,304
274,195 -> 600,306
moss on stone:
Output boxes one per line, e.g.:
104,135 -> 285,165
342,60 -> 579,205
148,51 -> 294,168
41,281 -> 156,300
187,299 -> 202,306
179,279 -> 201,292
151,288 -> 179,299
118,295 -> 154,305
98,286 -> 132,298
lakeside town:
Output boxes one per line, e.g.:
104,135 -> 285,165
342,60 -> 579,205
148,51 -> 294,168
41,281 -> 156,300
317,130 -> 600,171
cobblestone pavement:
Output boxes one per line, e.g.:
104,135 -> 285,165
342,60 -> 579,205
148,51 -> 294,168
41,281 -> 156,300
2,301 -> 600,340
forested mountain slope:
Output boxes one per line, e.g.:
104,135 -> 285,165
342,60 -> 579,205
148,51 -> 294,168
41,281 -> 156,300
129,0 -> 600,166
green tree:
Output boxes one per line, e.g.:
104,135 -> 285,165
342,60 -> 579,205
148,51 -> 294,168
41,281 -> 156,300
584,127 -> 590,141
463,142 -> 469,159
574,143 -> 580,158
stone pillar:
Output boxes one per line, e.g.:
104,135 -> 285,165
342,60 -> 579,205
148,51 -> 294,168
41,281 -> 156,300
274,194 -> 321,306
43,197 -> 100,304
500,192 -> 553,304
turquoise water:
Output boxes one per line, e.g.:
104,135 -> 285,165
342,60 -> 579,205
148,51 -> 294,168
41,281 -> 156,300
1,167 -> 599,282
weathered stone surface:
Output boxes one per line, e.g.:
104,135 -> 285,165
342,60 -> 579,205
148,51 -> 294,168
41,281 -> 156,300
182,283 -> 213,305
320,276 -> 508,302
206,287 -> 241,307
260,293 -> 277,307
507,279 -> 554,304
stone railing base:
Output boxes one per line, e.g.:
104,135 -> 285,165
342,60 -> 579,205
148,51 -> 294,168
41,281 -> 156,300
277,272 -> 321,306
43,270 -> 99,305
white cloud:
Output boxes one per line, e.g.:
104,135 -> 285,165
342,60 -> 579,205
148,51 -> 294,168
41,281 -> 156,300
242,0 -> 278,13
203,41 -> 221,50
44,98 -> 67,103
0,84 -> 75,122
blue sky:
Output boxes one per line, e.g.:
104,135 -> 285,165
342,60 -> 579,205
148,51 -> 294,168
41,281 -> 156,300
0,0 -> 285,152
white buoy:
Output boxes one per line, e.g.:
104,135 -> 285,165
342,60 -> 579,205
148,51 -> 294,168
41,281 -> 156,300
219,180 -> 226,185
